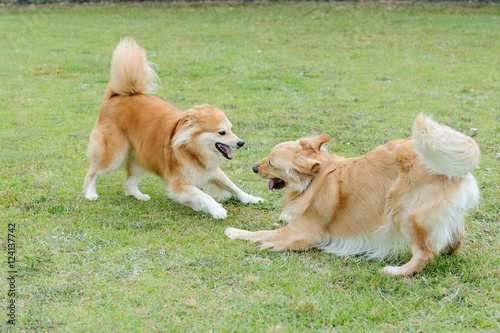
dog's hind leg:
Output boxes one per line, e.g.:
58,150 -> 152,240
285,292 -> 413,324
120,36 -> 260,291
441,237 -> 463,255
84,167 -> 100,201
381,215 -> 435,276
84,128 -> 128,200
84,153 -> 128,200
124,159 -> 150,201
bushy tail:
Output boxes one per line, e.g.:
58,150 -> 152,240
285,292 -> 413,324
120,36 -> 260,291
106,38 -> 158,99
412,114 -> 480,179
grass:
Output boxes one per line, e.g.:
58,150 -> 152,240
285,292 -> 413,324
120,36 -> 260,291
1,2 -> 499,332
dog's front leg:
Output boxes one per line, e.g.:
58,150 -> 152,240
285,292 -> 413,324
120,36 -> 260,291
167,179 -> 227,219
225,222 -> 318,252
225,226 -> 297,251
211,168 -> 263,204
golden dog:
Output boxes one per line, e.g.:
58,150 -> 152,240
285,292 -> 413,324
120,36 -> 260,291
84,38 -> 262,219
225,116 -> 480,275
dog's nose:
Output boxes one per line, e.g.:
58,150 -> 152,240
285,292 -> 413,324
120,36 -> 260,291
237,140 -> 245,148
252,164 -> 258,174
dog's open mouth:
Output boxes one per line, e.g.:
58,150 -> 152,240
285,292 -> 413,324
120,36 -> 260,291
268,178 -> 286,191
216,143 -> 233,159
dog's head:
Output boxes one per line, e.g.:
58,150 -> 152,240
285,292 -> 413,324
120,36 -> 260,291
252,134 -> 330,193
172,104 -> 244,162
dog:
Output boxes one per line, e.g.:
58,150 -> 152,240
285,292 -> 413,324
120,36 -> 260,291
84,38 -> 262,219
225,115 -> 480,275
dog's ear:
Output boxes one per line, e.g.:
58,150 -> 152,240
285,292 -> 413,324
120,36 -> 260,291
171,113 -> 197,148
299,134 -> 330,153
286,157 -> 321,192
182,104 -> 217,124
183,107 -> 198,121
177,111 -> 197,129
291,157 -> 322,175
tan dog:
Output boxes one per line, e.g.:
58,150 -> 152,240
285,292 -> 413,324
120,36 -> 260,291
84,38 -> 262,219
225,116 -> 480,275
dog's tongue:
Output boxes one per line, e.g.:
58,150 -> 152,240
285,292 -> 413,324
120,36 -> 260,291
268,179 -> 278,191
221,144 -> 233,159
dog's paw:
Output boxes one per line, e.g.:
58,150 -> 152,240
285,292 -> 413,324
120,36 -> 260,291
249,196 -> 264,204
85,193 -> 98,201
210,205 -> 228,220
125,189 -> 151,201
136,194 -> 151,201
224,227 -> 248,240
239,193 -> 264,204
380,266 -> 408,276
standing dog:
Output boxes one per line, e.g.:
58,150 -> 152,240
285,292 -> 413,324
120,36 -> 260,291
84,38 -> 262,219
225,116 -> 480,275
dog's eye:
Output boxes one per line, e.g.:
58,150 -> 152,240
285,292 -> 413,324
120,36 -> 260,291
268,160 -> 274,168
218,131 -> 226,136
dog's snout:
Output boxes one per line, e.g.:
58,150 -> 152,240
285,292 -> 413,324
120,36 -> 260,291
252,164 -> 259,174
237,140 -> 245,148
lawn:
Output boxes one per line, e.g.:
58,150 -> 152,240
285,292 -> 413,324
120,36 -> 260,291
1,2 -> 499,332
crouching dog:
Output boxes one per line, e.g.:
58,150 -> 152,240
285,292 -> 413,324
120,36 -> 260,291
226,115 -> 480,276
84,38 -> 262,219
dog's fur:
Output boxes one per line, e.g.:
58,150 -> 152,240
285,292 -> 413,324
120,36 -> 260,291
84,38 -> 262,219
225,116 -> 480,275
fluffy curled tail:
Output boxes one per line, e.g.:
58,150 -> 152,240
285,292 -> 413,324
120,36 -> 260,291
412,114 -> 480,179
105,38 -> 158,99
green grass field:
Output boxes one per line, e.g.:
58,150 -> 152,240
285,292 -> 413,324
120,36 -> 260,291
1,2 -> 499,332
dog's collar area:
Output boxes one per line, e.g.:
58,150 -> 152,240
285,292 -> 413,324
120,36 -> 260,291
216,143 -> 233,159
